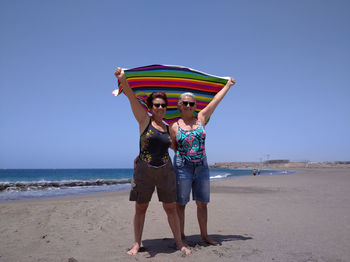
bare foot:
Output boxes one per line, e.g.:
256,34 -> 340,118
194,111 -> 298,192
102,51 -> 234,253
201,235 -> 219,246
180,234 -> 189,246
180,246 -> 191,255
127,243 -> 140,255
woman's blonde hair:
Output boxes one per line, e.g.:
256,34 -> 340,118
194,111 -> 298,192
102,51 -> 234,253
177,92 -> 196,106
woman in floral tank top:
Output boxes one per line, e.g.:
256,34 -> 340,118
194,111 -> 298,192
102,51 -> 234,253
170,77 -> 236,245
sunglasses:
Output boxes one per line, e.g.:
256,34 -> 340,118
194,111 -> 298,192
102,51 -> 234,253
182,101 -> 195,107
153,103 -> 166,108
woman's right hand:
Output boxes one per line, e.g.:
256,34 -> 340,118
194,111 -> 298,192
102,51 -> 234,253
114,67 -> 125,81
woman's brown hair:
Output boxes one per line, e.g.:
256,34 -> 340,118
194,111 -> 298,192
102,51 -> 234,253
147,92 -> 168,109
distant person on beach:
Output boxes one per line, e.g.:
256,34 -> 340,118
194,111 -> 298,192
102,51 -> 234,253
170,77 -> 236,245
258,169 -> 261,175
253,169 -> 257,176
114,68 -> 190,255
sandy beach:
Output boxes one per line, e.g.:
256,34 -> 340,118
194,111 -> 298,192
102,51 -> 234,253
0,168 -> 349,262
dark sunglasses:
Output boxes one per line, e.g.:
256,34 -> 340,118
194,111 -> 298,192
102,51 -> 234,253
153,103 -> 166,108
182,101 -> 195,107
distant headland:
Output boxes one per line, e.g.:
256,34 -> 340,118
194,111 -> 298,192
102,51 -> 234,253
209,160 -> 350,169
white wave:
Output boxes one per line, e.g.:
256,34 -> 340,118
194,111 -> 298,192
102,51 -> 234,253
210,173 -> 231,180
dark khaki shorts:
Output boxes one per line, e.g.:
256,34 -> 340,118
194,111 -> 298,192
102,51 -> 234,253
130,159 -> 177,204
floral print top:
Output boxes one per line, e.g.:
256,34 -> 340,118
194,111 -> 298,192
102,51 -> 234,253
175,119 -> 206,162
139,120 -> 171,167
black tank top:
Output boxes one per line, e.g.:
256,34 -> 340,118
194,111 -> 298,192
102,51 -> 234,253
139,120 -> 171,167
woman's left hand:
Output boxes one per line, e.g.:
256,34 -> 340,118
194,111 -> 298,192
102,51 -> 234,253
228,77 -> 236,87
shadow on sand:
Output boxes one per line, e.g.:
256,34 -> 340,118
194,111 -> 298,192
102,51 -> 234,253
141,234 -> 253,258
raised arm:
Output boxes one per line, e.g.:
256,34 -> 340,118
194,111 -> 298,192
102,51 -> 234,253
115,68 -> 149,131
198,77 -> 236,125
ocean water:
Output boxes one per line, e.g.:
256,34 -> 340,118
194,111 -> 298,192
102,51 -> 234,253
0,168 -> 293,202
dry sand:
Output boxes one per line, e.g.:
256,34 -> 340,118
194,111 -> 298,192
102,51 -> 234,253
0,168 -> 349,262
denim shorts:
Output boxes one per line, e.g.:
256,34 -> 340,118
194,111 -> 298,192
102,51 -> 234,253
173,155 -> 210,205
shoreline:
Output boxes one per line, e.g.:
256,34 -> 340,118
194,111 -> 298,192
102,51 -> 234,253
0,168 -> 294,203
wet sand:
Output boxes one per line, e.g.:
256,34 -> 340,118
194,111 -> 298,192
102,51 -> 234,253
0,168 -> 349,262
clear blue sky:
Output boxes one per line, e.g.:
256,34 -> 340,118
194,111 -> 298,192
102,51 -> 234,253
1,0 -> 349,168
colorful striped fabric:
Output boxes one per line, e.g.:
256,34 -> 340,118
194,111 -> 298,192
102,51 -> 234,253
112,64 -> 229,124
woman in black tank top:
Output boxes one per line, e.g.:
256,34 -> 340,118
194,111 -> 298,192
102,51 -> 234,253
115,68 -> 190,255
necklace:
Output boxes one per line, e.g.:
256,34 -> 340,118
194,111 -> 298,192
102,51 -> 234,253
152,117 -> 163,125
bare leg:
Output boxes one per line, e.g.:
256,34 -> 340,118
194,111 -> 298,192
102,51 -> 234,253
127,202 -> 149,255
176,203 -> 186,240
163,202 -> 191,255
196,201 -> 218,245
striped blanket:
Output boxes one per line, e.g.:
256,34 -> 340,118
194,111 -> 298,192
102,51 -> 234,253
112,64 -> 229,124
